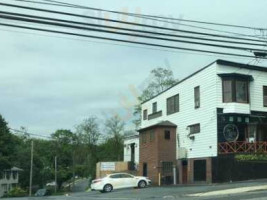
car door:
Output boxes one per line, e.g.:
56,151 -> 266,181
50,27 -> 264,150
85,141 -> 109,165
108,174 -> 122,189
120,174 -> 137,188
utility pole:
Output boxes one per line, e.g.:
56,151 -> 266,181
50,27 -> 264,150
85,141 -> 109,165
72,151 -> 75,191
54,156 -> 57,193
29,140 -> 33,196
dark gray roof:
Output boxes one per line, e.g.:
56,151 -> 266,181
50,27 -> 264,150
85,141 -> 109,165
138,120 -> 177,132
141,59 -> 267,104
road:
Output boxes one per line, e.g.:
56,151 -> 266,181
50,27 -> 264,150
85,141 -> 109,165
3,180 -> 267,200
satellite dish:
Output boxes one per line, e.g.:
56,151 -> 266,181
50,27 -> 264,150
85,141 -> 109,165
223,124 -> 239,142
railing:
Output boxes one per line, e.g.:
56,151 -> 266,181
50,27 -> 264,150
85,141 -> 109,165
218,141 -> 267,154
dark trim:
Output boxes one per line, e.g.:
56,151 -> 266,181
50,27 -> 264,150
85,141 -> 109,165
138,121 -> 177,132
217,60 -> 267,73
148,110 -> 162,120
141,59 -> 267,105
217,73 -> 254,81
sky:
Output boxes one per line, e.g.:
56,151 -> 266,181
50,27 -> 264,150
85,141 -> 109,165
1,0 -> 267,136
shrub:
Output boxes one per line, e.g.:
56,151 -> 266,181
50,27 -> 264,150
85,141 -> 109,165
7,187 -> 27,197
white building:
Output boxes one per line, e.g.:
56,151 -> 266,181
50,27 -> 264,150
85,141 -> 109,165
139,60 -> 267,184
123,131 -> 139,170
0,167 -> 23,197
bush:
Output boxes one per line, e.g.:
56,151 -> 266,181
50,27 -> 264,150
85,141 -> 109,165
235,154 -> 267,161
7,187 -> 27,197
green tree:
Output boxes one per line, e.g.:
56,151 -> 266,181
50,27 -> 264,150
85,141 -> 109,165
75,117 -> 101,178
104,115 -> 125,161
133,67 -> 177,127
0,115 -> 14,171
51,129 -> 76,189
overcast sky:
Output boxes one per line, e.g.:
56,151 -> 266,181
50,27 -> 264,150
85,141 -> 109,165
1,0 -> 267,136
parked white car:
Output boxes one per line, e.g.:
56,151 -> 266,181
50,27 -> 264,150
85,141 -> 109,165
91,173 -> 151,193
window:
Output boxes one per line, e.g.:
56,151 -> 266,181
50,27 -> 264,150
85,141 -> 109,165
143,109 -> 147,120
223,80 -> 232,102
152,102 -> 157,113
120,174 -> 134,178
194,86 -> 200,108
150,130 -> 155,142
222,79 -> 249,103
141,132 -> 147,144
110,174 -> 121,179
167,94 -> 179,115
236,81 -> 248,103
162,162 -> 173,173
164,130 -> 171,140
264,86 -> 267,107
189,124 -> 200,134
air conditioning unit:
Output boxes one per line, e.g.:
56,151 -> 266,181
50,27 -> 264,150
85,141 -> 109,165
177,148 -> 187,159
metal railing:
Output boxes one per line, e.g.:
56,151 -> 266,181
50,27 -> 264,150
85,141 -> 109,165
218,141 -> 267,154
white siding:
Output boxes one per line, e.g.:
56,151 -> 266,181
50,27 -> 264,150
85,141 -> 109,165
216,63 -> 267,113
123,136 -> 139,163
141,63 -> 218,159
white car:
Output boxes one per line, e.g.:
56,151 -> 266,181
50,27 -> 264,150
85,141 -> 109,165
91,173 -> 151,193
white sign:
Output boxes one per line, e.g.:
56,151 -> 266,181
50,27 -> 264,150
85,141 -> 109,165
100,162 -> 115,171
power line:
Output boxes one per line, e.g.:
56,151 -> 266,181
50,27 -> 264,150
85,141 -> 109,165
0,27 -> 258,61
10,128 -> 52,139
1,10 -> 266,47
0,2 -> 266,44
0,22 -> 265,60
1,14 -> 266,53
38,0 -> 267,31
11,0 -> 266,39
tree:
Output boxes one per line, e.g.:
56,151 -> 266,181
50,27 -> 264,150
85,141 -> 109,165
75,117 -> 101,178
133,67 -> 177,127
0,115 -> 14,171
51,130 -> 76,189
104,115 -> 125,161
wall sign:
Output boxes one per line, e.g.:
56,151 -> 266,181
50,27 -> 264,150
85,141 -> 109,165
223,124 -> 239,142
100,162 -> 115,171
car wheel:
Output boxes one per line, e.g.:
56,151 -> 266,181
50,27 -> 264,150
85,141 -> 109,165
138,180 -> 147,188
103,184 -> 113,193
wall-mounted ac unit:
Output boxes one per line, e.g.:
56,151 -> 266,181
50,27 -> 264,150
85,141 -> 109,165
178,147 -> 187,159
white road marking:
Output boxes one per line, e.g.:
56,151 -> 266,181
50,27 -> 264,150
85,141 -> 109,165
188,185 -> 267,197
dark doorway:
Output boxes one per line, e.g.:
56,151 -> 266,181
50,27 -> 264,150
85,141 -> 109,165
194,160 -> 206,182
130,143 -> 135,162
182,160 -> 188,184
143,163 -> 148,177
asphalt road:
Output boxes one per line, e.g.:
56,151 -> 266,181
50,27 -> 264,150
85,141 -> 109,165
3,180 -> 267,200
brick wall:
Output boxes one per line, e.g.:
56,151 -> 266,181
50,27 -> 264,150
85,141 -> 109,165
139,126 -> 176,185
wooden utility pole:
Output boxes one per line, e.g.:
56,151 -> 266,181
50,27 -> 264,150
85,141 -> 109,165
29,140 -> 33,196
55,156 -> 57,193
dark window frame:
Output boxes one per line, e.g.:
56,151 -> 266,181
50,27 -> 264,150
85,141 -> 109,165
152,102 -> 157,113
164,130 -> 171,140
264,86 -> 267,107
194,86 -> 200,109
143,109 -> 148,120
150,130 -> 155,142
167,94 -> 179,115
188,123 -> 200,134
222,78 -> 249,104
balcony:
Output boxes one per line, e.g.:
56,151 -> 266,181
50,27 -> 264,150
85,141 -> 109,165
218,141 -> 267,154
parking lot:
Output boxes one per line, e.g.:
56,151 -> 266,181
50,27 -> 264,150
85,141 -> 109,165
3,180 -> 267,200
